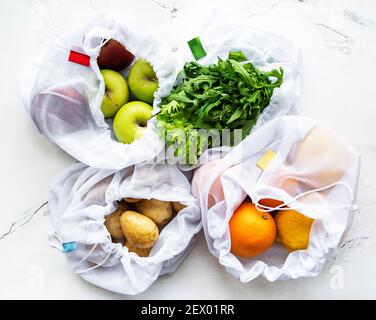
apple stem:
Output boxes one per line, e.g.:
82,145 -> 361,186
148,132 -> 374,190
150,111 -> 161,120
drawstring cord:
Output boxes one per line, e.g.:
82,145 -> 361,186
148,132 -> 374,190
49,228 -> 116,274
97,15 -> 119,50
74,233 -> 115,274
98,16 -> 113,49
255,181 -> 356,213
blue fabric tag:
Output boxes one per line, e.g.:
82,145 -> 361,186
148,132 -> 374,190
63,242 -> 77,253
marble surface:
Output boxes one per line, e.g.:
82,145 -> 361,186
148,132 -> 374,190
0,0 -> 376,299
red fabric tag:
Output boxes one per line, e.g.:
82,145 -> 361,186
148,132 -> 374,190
68,50 -> 91,67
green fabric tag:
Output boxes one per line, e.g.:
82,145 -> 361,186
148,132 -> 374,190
188,37 -> 207,61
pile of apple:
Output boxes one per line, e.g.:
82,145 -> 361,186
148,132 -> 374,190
97,39 -> 159,144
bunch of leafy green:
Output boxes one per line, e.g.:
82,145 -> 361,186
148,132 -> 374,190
157,51 -> 284,161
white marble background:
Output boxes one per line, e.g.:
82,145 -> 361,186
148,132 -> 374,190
0,0 -> 375,299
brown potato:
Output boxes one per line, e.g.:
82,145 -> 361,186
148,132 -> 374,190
120,211 -> 159,248
117,201 -> 129,212
124,240 -> 151,257
135,199 -> 173,226
172,202 -> 187,214
105,208 -> 125,240
124,198 -> 142,203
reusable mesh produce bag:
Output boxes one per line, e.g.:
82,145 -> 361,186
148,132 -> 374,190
48,162 -> 201,295
160,18 -> 303,167
23,14 -> 177,169
173,18 -> 303,125
192,116 -> 360,282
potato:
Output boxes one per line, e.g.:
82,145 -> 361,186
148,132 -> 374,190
124,197 -> 142,203
172,202 -> 187,214
124,240 -> 151,258
105,208 -> 125,240
117,201 -> 129,212
120,211 -> 159,248
135,199 -> 173,226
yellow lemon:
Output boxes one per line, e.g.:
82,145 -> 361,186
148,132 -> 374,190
275,210 -> 314,252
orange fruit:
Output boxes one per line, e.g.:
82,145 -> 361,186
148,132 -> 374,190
258,198 -> 284,209
229,202 -> 276,258
258,175 -> 300,209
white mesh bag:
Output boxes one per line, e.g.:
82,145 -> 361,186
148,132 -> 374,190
192,116 -> 360,282
23,14 -> 177,170
48,162 -> 201,295
161,17 -> 303,167
173,18 -> 303,126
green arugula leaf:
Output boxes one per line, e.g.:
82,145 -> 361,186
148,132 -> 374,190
228,51 -> 248,62
157,51 -> 284,161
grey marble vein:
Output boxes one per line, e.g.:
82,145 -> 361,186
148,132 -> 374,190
314,23 -> 353,42
27,0 -> 64,42
153,0 -> 179,19
0,202 -> 48,241
344,10 -> 375,27
314,22 -> 353,54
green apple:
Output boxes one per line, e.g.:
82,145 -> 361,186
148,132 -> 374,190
128,59 -> 159,105
101,69 -> 129,118
114,101 -> 153,144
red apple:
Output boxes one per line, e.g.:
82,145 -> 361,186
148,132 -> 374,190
97,39 -> 135,71
30,84 -> 91,137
